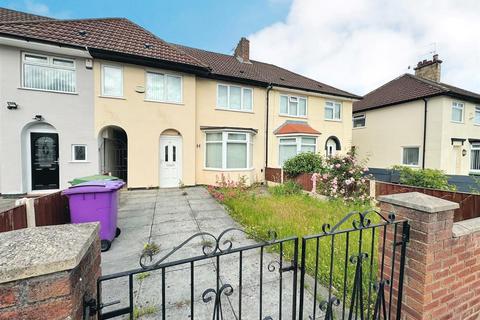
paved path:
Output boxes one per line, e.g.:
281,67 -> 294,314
101,187 -> 318,319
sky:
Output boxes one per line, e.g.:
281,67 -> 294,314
3,0 -> 480,95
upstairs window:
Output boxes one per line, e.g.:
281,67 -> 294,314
353,114 -> 366,128
146,72 -> 183,103
325,101 -> 342,120
205,131 -> 253,169
475,106 -> 480,125
451,101 -> 464,123
217,84 -> 253,111
402,147 -> 420,166
279,136 -> 316,166
102,65 -> 123,97
280,95 -> 307,117
22,52 -> 76,93
471,143 -> 480,172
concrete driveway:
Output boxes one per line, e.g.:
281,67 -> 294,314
100,187 -> 318,319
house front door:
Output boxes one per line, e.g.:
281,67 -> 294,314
31,132 -> 59,190
159,136 -> 182,188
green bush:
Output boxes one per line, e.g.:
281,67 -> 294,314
282,152 -> 324,176
270,181 -> 302,196
392,166 -> 456,191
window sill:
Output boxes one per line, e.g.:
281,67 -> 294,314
324,118 -> 342,122
401,164 -> 420,168
203,168 -> 255,172
352,126 -> 366,130
215,108 -> 254,114
18,87 -> 78,95
69,161 -> 91,163
279,114 -> 307,119
144,99 -> 184,106
99,95 -> 126,100
451,120 -> 464,124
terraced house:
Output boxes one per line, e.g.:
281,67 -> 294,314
0,7 -> 359,194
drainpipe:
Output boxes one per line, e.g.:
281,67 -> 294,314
265,84 -> 273,168
422,98 -> 428,169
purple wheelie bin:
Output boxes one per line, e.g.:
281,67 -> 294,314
63,180 -> 124,251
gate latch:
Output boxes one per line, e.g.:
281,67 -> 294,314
83,298 -> 120,318
280,259 -> 297,273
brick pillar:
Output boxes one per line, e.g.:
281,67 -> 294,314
379,192 -> 462,320
0,223 -> 100,320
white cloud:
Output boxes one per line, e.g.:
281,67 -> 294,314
248,0 -> 480,95
24,0 -> 50,16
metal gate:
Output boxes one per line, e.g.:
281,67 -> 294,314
84,210 -> 409,320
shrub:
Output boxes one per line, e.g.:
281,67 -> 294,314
392,166 -> 456,191
282,152 -> 324,176
207,174 -> 248,202
270,181 -> 302,196
314,150 -> 371,202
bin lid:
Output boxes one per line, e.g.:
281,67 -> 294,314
69,175 -> 120,186
63,180 -> 125,195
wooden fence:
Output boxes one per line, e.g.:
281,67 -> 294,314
0,205 -> 27,232
374,181 -> 480,222
0,191 -> 70,233
265,167 -> 314,191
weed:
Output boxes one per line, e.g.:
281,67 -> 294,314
133,305 -> 158,319
135,272 -> 151,281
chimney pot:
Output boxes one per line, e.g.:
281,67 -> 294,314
234,37 -> 250,63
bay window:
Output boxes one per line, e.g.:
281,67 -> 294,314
280,95 -> 307,117
146,72 -> 182,103
471,143 -> 480,172
102,65 -> 123,97
325,101 -> 342,120
217,84 -> 253,111
451,102 -> 464,123
279,136 -> 317,165
205,131 -> 253,169
22,52 -> 76,93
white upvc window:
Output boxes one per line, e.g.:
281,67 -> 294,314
402,147 -> 420,166
475,106 -> 480,125
146,72 -> 183,103
451,101 -> 464,123
279,136 -> 316,166
325,101 -> 342,120
22,52 -> 76,93
205,131 -> 253,170
471,143 -> 480,172
217,84 -> 253,111
280,95 -> 307,117
71,144 -> 87,162
353,114 -> 366,128
102,65 -> 123,97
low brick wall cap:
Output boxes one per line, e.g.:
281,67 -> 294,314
0,223 -> 99,284
378,192 -> 459,213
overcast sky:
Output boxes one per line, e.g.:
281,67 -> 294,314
4,0 -> 480,96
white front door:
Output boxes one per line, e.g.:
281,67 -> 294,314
159,136 -> 182,188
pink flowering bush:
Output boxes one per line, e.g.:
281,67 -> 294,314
313,151 -> 371,202
207,174 -> 248,202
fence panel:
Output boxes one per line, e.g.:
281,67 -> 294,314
265,167 -> 282,183
0,205 -> 27,232
34,191 -> 70,226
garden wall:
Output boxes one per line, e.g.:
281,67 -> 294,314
379,192 -> 480,320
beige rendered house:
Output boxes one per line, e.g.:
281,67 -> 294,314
352,55 -> 480,178
0,8 -> 359,190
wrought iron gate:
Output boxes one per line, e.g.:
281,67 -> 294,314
84,210 -> 409,320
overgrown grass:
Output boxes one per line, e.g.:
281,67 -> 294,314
133,305 -> 158,319
222,188 -> 380,308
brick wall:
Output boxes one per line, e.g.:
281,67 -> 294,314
0,228 -> 100,320
379,192 -> 480,320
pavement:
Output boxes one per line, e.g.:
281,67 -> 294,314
100,187 -> 321,319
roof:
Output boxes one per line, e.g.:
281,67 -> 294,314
353,73 -> 480,112
0,17 -> 208,69
174,44 -> 361,99
0,7 -> 53,22
274,121 -> 320,135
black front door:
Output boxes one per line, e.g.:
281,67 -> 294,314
31,132 -> 59,190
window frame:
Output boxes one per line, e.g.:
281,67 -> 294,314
475,106 -> 480,125
204,131 -> 253,170
451,101 -> 464,123
216,83 -> 254,112
325,101 -> 342,121
71,144 -> 88,162
470,143 -> 480,173
21,51 -> 77,94
101,64 -> 124,98
353,114 -> 366,128
279,94 -> 307,118
145,71 -> 183,104
278,135 -> 317,166
401,146 -> 420,167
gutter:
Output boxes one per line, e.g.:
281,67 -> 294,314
265,84 -> 273,168
422,98 -> 428,169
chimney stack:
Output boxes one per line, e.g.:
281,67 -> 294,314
414,54 -> 442,82
234,37 -> 250,63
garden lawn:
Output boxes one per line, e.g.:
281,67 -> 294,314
222,190 -> 380,309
